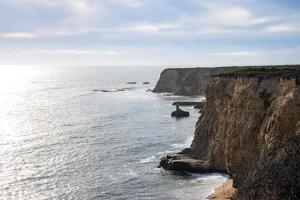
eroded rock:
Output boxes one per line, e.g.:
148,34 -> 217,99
171,108 -> 189,117
160,67 -> 300,191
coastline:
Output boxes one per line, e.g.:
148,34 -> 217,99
207,179 -> 236,200
159,66 -> 300,199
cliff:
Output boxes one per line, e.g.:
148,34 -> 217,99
160,66 -> 300,199
153,67 -> 233,95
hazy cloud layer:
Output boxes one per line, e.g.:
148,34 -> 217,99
0,0 -> 299,65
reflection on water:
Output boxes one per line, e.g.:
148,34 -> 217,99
0,65 -> 226,200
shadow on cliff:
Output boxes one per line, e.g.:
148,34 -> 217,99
233,135 -> 300,200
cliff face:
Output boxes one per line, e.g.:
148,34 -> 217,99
192,73 -> 300,186
233,135 -> 300,199
160,68 -> 300,192
153,67 -> 232,95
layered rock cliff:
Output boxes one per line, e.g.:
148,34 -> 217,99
153,67 -> 233,95
160,67 -> 300,198
233,135 -> 300,199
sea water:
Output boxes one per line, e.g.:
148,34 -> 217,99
0,65 -> 227,200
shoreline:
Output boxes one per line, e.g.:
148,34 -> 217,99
207,179 -> 236,200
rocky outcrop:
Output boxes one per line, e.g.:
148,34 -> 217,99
153,67 -> 233,95
171,108 -> 190,117
233,135 -> 300,200
160,67 -> 300,193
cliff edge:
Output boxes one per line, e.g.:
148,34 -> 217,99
160,66 -> 300,199
153,67 -> 233,95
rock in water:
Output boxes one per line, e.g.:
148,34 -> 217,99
171,108 -> 189,117
126,82 -> 137,84
193,102 -> 205,109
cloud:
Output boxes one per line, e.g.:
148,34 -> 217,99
119,5 -> 276,36
0,32 -> 37,38
209,47 -> 300,59
212,51 -> 259,57
118,5 -> 279,36
67,0 -> 93,16
132,24 -> 160,33
264,23 -> 300,33
16,0 -> 94,18
1,0 -> 293,39
0,28 -> 95,39
204,6 -> 264,25
0,0 -> 300,66
116,0 -> 143,7
180,5 -> 278,34
39,49 -> 120,55
130,22 -> 179,33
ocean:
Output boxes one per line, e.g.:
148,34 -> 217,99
0,65 -> 227,200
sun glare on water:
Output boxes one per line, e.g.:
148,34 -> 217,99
0,65 -> 38,91
0,65 -> 41,144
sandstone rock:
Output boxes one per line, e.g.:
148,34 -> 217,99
233,135 -> 300,200
153,67 -> 235,95
153,66 -> 300,96
160,66 -> 300,190
159,154 -> 213,172
193,102 -> 205,109
296,121 -> 300,135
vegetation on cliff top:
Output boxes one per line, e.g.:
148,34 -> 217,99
213,65 -> 300,79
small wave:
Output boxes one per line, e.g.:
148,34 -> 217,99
171,135 -> 193,149
185,171 -> 229,181
170,143 -> 186,149
140,150 -> 176,164
155,150 -> 175,156
40,86 -> 63,91
19,175 -> 55,182
93,87 -> 135,93
125,169 -> 138,177
72,92 -> 94,98
140,155 -> 156,164
91,125 -> 104,129
109,175 -> 119,183
63,123 -> 77,127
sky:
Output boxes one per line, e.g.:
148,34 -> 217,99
0,0 -> 300,66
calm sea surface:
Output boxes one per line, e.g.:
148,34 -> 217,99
0,65 -> 227,200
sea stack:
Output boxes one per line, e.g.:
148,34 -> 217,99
171,104 -> 190,117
